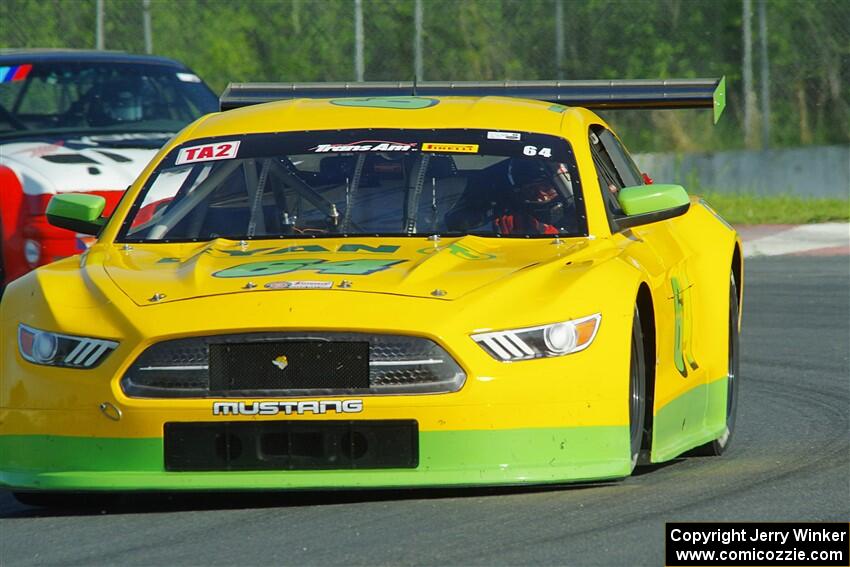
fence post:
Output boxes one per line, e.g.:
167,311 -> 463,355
414,0 -> 424,80
555,0 -> 564,78
742,0 -> 757,148
354,0 -> 364,81
143,0 -> 153,54
96,0 -> 105,50
758,0 -> 770,149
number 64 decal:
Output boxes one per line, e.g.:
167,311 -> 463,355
213,258 -> 405,278
522,145 -> 552,158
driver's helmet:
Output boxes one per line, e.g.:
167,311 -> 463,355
507,159 -> 565,226
88,78 -> 147,125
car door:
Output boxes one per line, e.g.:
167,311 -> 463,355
589,125 -> 707,456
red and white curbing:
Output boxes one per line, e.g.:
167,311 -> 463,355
737,223 -> 850,257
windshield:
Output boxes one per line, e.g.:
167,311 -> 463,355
0,61 -> 218,138
118,129 -> 586,241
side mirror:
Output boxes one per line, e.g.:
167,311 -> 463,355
46,194 -> 107,236
615,184 -> 690,229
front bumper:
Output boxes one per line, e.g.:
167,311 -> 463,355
0,421 -> 628,492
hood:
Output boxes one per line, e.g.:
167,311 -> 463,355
0,133 -> 168,195
100,236 -> 604,306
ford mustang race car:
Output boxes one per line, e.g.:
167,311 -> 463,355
0,79 -> 742,503
0,49 -> 218,288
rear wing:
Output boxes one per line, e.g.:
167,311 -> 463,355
220,77 -> 726,123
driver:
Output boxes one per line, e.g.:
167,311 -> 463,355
494,161 -> 568,235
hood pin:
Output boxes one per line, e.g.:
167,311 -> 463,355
148,292 -> 166,302
339,280 -> 353,289
243,281 -> 257,289
431,288 -> 447,297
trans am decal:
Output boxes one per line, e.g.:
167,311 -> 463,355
213,258 -> 405,278
311,141 -> 416,153
213,400 -> 364,416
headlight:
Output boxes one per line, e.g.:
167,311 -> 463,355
18,324 -> 118,368
471,314 -> 601,362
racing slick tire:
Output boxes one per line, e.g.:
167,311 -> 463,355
629,306 -> 647,471
693,273 -> 740,456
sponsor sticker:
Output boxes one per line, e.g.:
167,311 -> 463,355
175,141 -> 240,165
75,234 -> 96,252
310,140 -> 416,153
264,280 -> 334,290
422,142 -> 478,153
0,64 -> 32,83
176,72 -> 202,83
487,131 -> 522,141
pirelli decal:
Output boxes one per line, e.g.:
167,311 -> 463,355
422,142 -> 478,153
213,399 -> 363,416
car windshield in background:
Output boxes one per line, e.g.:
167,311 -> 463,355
0,61 -> 218,138
119,129 -> 586,241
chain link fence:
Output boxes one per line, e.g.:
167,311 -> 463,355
2,0 -> 849,153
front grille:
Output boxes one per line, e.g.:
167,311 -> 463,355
121,332 -> 465,398
164,420 -> 418,471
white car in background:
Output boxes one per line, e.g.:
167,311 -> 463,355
0,49 -> 218,287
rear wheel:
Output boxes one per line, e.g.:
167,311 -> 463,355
694,274 -> 740,456
629,307 -> 647,471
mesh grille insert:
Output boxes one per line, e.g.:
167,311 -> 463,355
122,332 -> 465,398
209,341 -> 369,392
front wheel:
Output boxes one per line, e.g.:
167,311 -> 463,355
694,274 -> 740,456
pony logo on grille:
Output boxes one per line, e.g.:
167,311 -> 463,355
271,355 -> 289,371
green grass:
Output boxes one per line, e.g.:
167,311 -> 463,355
696,192 -> 850,225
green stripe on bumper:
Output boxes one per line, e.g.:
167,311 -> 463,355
0,426 -> 630,491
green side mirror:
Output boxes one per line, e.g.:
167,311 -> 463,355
46,193 -> 107,236
616,184 -> 690,229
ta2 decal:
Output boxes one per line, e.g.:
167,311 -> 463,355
213,258 -> 406,278
176,141 -> 240,165
329,97 -> 439,109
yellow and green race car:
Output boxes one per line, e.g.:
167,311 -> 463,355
0,79 -> 742,499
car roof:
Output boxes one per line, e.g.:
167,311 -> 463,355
0,49 -> 190,68
187,96 -> 598,141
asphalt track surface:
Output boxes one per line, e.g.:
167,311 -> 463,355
1,255 -> 848,566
